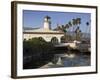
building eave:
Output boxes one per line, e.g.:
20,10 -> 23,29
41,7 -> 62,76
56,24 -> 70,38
23,32 -> 64,34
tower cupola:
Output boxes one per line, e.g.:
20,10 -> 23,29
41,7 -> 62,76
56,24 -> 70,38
43,16 -> 51,30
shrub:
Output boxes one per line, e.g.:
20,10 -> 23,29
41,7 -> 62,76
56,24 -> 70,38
23,38 -> 54,69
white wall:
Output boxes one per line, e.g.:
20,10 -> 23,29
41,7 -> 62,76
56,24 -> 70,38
0,0 -> 99,80
24,33 -> 63,42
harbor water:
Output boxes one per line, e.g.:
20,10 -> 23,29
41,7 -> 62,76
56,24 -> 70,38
41,51 -> 91,68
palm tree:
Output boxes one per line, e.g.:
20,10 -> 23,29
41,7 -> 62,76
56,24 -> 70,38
85,21 -> 90,41
76,18 -> 81,40
86,21 -> 90,33
75,26 -> 82,41
54,24 -> 61,32
86,22 -> 89,26
68,21 -> 73,32
77,18 -> 81,25
57,25 -> 68,42
72,18 -> 81,31
65,24 -> 69,29
72,19 -> 77,31
68,21 -> 72,27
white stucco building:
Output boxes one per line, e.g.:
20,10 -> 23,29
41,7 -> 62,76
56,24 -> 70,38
23,16 -> 64,43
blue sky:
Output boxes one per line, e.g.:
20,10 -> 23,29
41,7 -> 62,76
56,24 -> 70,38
23,10 -> 91,33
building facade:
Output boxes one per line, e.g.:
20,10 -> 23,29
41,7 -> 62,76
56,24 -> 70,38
23,16 -> 64,44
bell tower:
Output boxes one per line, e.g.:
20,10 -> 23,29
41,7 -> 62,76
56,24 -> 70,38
43,16 -> 51,30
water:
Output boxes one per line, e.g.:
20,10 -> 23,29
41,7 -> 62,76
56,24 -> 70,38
41,52 -> 90,68
61,53 -> 90,67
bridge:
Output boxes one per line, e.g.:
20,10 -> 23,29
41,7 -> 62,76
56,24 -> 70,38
54,41 -> 90,52
55,42 -> 77,47
55,40 -> 81,49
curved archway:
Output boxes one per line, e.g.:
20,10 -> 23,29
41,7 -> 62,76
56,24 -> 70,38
38,37 -> 45,42
23,38 -> 26,41
51,37 -> 58,44
61,36 -> 67,43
